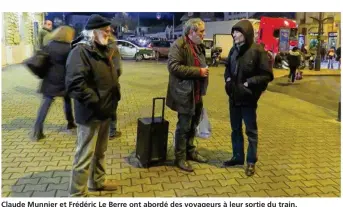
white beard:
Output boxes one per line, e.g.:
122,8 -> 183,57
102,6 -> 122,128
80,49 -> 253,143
97,35 -> 109,45
95,31 -> 109,45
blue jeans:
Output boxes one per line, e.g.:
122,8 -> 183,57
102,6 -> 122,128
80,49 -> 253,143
34,95 -> 74,132
288,67 -> 296,82
229,103 -> 258,164
328,58 -> 334,69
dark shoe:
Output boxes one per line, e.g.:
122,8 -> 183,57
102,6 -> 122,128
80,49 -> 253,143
89,180 -> 118,191
245,163 -> 255,176
175,159 -> 194,172
109,130 -> 122,140
67,122 -> 77,130
30,130 -> 46,141
187,152 -> 208,163
222,157 -> 244,167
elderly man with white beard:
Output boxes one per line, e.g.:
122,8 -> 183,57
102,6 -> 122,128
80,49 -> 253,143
65,14 -> 120,197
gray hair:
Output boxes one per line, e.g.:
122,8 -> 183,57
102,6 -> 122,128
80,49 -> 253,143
81,29 -> 103,43
81,29 -> 95,43
183,18 -> 204,36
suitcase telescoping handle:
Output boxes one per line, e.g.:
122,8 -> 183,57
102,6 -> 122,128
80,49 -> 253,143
152,97 -> 165,123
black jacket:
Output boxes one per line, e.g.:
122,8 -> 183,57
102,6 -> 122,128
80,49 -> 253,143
224,20 -> 274,107
166,36 -> 207,115
39,40 -> 71,97
287,50 -> 301,69
336,47 -> 341,61
65,40 -> 120,124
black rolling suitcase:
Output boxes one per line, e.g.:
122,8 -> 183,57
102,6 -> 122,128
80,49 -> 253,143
135,97 -> 169,168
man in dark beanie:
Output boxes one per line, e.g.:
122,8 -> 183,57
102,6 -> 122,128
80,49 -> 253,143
66,14 -> 120,197
223,20 -> 273,176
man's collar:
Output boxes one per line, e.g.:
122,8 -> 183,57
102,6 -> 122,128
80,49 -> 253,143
43,27 -> 51,32
235,41 -> 245,47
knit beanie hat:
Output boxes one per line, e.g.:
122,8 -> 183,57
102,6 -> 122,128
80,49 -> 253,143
85,14 -> 111,30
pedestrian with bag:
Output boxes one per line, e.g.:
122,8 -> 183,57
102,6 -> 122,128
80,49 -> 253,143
166,18 -> 209,172
29,26 -> 77,141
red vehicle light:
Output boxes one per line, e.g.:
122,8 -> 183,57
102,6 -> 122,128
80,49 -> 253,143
289,40 -> 297,46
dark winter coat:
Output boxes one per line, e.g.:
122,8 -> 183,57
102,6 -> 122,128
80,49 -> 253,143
39,40 -> 71,97
287,50 -> 301,69
224,20 -> 274,107
65,40 -> 120,124
37,28 -> 51,49
336,47 -> 341,61
166,36 -> 207,115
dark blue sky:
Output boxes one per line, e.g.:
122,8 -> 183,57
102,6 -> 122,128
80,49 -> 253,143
46,12 -> 177,20
45,12 -> 296,27
46,12 -> 184,26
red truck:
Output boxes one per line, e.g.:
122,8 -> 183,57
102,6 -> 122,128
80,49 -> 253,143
205,16 -> 298,58
256,16 -> 298,54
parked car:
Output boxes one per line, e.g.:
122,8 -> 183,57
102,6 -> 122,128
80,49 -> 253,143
151,41 -> 171,60
115,40 -> 155,61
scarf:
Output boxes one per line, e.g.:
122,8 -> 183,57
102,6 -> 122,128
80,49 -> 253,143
186,37 -> 201,104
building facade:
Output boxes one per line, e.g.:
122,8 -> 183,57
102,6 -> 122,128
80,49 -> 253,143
224,12 -> 254,20
296,12 -> 341,51
2,12 -> 45,67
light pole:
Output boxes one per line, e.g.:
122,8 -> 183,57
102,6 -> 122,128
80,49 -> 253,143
310,12 -> 334,71
172,14 -> 175,39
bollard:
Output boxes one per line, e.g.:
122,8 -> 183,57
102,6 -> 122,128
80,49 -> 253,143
338,101 -> 341,122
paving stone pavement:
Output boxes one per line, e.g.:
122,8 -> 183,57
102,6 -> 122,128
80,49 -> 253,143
1,61 -> 341,197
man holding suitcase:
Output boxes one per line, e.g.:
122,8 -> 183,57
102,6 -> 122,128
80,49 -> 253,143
166,18 -> 209,172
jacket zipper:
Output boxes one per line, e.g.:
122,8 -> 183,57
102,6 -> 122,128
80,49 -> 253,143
232,60 -> 240,105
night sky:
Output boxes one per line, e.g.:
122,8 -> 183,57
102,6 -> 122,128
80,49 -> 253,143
46,12 -> 185,26
45,12 -> 296,27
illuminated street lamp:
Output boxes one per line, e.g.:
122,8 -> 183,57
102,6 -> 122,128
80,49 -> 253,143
156,13 -> 161,20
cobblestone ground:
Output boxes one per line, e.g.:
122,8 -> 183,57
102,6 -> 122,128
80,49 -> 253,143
1,61 -> 341,197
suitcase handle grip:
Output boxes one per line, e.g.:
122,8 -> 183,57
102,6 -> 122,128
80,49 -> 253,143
152,97 -> 165,123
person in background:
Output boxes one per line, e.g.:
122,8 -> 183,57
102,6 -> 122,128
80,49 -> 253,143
260,43 -> 274,71
31,26 -> 77,141
320,46 -> 327,62
287,47 -> 301,83
336,46 -> 341,69
301,44 -> 308,55
37,20 -> 53,50
327,47 -> 336,69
